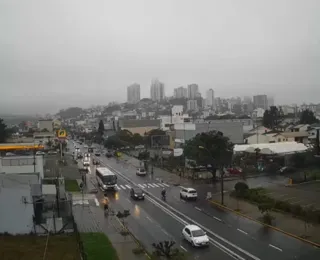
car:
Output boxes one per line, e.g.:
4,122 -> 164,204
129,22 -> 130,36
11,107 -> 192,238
88,147 -> 94,153
130,187 -> 145,200
180,187 -> 197,200
48,150 -> 58,155
182,225 -> 209,247
136,168 -> 147,176
36,151 -> 45,155
106,151 -> 113,158
92,158 -> 100,165
227,167 -> 242,175
95,150 -> 101,156
77,153 -> 83,159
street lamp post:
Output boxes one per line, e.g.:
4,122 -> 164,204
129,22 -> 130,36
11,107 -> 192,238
199,146 -> 225,205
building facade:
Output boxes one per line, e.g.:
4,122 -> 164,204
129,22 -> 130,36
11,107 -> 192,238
206,89 -> 215,108
253,95 -> 268,110
174,87 -> 188,99
187,100 -> 198,111
150,79 -> 165,102
127,83 -> 141,103
187,84 -> 199,99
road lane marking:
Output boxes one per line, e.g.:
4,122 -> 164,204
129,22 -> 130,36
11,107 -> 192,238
180,245 -> 188,252
146,216 -> 153,222
96,160 -> 259,260
237,229 -> 248,235
283,197 -> 296,201
269,244 -> 283,252
94,198 -> 100,206
125,198 -> 131,203
214,216 -> 222,222
157,183 -> 165,187
138,184 -> 144,188
291,200 -> 303,204
195,207 -> 202,212
125,185 -> 131,189
148,183 -> 155,188
153,183 -> 160,187
120,185 -> 126,190
163,183 -> 170,187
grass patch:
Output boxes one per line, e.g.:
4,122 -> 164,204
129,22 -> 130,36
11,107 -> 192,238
0,233 -> 80,260
65,179 -> 80,192
81,232 -> 119,260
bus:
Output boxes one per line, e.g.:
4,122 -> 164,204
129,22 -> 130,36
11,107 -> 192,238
96,167 -> 117,190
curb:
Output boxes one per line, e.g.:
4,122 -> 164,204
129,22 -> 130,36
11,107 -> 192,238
285,179 -> 320,187
114,216 -> 151,259
209,200 -> 320,248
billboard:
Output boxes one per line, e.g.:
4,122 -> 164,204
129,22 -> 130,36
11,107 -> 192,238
57,129 -> 67,138
151,135 -> 170,147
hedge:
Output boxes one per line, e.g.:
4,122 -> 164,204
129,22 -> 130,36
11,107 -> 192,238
231,188 -> 320,224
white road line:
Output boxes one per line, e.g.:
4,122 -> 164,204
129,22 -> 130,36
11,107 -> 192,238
146,216 -> 153,222
195,207 -> 202,212
148,184 -> 155,188
180,246 -> 188,252
163,183 -> 170,187
291,200 -> 303,204
125,198 -> 131,203
237,229 -> 248,235
276,194 -> 288,198
138,184 -> 144,188
120,185 -> 126,190
157,183 -> 165,187
269,244 -> 283,252
94,198 -> 100,207
284,197 -> 296,201
303,203 -> 314,207
213,216 -> 222,222
125,185 -> 131,189
153,183 -> 160,187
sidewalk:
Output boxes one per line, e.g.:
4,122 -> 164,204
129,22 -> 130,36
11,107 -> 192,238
210,192 -> 320,245
73,203 -> 148,260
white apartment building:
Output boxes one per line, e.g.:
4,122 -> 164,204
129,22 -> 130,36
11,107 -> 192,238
187,84 -> 199,99
206,89 -> 215,108
127,83 -> 140,103
172,105 -> 184,116
174,87 -> 188,99
150,79 -> 165,102
187,100 -> 198,111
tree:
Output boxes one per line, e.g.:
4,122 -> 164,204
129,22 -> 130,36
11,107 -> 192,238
151,241 -> 186,260
300,109 -> 318,124
0,118 -> 9,143
104,135 -> 124,149
41,128 -> 49,132
118,129 -> 133,144
98,120 -> 105,136
183,131 -> 234,180
262,106 -> 281,129
258,202 -> 274,225
132,133 -> 144,146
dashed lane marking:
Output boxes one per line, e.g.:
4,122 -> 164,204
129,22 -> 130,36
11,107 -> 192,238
269,244 -> 283,252
237,229 -> 248,235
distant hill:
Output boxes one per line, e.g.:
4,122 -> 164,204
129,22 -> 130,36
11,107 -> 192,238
56,107 -> 84,119
0,114 -> 37,125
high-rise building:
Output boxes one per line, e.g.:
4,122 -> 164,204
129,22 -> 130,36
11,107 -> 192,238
253,95 -> 268,110
127,83 -> 140,103
187,84 -> 199,99
206,89 -> 215,108
150,79 -> 165,102
187,100 -> 198,111
267,96 -> 274,108
174,87 -> 188,99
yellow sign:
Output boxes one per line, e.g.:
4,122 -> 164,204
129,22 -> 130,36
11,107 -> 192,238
58,129 -> 67,138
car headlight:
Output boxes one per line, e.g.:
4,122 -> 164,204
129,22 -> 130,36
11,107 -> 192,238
134,194 -> 138,197
142,193 -> 145,196
103,184 -> 107,188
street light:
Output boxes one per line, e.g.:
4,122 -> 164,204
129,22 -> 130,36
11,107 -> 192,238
198,146 -> 225,205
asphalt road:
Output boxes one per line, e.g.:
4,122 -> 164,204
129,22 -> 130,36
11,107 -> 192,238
70,141 -> 320,259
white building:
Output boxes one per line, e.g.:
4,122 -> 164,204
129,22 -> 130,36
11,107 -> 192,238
172,105 -> 183,116
187,100 -> 198,111
150,79 -> 165,102
187,84 -> 199,99
38,120 -> 53,132
0,155 -> 44,180
206,89 -> 215,108
127,83 -> 140,103
174,87 -> 188,99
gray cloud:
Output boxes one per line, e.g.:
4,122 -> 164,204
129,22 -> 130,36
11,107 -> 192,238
0,0 -> 319,114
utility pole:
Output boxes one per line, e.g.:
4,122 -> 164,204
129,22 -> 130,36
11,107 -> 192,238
220,170 -> 224,205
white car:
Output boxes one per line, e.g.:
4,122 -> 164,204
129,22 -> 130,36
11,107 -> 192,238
180,188 -> 198,200
84,145 -> 88,148
136,168 -> 147,176
83,158 -> 90,166
182,225 -> 209,247
36,151 -> 45,155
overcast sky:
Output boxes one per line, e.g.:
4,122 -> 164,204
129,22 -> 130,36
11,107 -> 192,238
1,0 -> 319,115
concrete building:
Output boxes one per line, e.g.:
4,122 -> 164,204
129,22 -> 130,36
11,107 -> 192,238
187,100 -> 198,111
118,119 -> 161,135
150,79 -> 165,102
33,132 -> 55,144
267,96 -> 274,108
187,84 -> 199,99
253,95 -> 268,110
206,89 -> 215,108
127,83 -> 141,104
174,87 -> 188,99
38,119 -> 53,132
171,105 -> 184,116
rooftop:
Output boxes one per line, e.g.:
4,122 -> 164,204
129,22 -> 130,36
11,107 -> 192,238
280,131 -> 309,138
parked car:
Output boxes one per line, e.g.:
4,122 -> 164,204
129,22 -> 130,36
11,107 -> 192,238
136,168 -> 147,176
106,151 -> 113,158
227,167 -> 242,175
180,187 -> 198,200
36,151 -> 45,155
182,225 -> 209,247
130,187 -> 145,200
48,150 -> 58,155
277,166 -> 296,174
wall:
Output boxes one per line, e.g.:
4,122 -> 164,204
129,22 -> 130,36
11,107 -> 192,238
0,186 -> 34,234
38,120 -> 53,132
0,156 -> 44,179
122,126 -> 158,135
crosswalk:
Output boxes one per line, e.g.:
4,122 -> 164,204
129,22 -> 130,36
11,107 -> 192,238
116,182 -> 170,190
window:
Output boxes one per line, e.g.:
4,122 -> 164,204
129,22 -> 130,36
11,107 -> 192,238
19,159 -> 29,165
10,159 -> 19,166
1,159 -> 10,166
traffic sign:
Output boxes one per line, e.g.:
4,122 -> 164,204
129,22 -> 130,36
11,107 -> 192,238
58,129 -> 67,138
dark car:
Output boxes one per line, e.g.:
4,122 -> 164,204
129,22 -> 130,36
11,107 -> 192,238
95,150 -> 101,156
92,159 -> 100,165
130,187 -> 145,200
106,151 -> 113,158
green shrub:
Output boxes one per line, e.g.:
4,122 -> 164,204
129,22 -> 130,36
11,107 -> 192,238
234,182 -> 249,194
262,213 -> 274,225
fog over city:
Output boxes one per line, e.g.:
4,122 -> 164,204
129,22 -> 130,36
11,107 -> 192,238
1,0 -> 319,114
